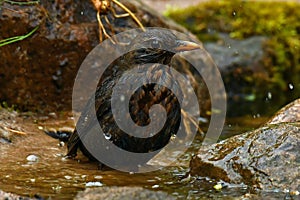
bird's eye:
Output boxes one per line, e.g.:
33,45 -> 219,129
150,39 -> 161,49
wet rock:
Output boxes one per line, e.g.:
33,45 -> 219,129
190,100 -> 300,191
74,187 -> 176,200
190,122 -> 300,192
267,98 -> 300,124
205,34 -> 267,73
0,0 -> 207,114
0,108 -> 25,143
0,190 -> 34,200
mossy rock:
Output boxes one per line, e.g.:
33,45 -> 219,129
166,0 -> 300,115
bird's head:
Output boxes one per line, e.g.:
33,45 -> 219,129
128,29 -> 202,65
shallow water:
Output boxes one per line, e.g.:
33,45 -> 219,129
0,113 -> 277,199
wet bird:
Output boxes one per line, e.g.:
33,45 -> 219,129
66,29 -> 202,168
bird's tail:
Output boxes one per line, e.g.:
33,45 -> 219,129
44,130 -> 72,142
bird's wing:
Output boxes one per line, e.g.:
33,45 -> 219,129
66,76 -> 116,157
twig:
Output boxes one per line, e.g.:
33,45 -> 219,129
0,26 -> 39,47
2,0 -> 39,5
4,127 -> 27,135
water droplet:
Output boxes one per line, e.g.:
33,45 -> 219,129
85,182 -> 103,187
104,133 -> 112,140
198,117 -> 208,123
147,179 -> 156,182
80,11 -> 84,15
171,135 -> 176,140
56,69 -> 62,76
267,92 -> 272,99
52,75 -> 58,81
232,11 -> 236,16
52,185 -> 62,191
26,154 -> 39,162
289,83 -> 294,90
120,95 -> 125,102
253,113 -> 260,118
284,189 -> 290,193
94,175 -> 103,179
64,175 -> 72,180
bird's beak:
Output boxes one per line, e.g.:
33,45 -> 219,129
174,40 -> 203,52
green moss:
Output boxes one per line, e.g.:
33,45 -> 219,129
165,0 -> 300,39
166,0 -> 300,95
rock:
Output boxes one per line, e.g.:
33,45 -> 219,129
190,123 -> 300,191
190,100 -> 300,192
74,187 -> 176,200
204,34 -> 270,116
205,34 -> 267,73
0,108 -> 24,143
267,99 -> 300,124
0,190 -> 34,200
0,0 -> 208,114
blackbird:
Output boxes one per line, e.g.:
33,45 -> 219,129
66,29 -> 202,166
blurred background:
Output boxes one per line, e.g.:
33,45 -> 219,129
0,0 -> 299,199
145,0 -> 300,136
